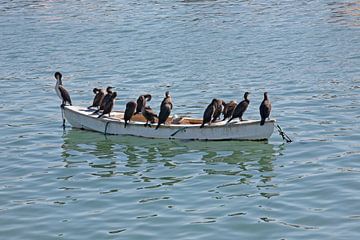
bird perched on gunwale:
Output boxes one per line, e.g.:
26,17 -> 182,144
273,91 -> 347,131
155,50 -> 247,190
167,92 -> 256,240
156,91 -> 173,130
212,99 -> 225,123
135,94 -> 152,115
93,86 -> 113,114
98,92 -> 117,118
227,92 -> 250,123
141,97 -> 157,127
222,100 -> 237,120
54,72 -> 72,108
88,88 -> 105,109
259,92 -> 271,126
200,98 -> 219,128
124,101 -> 137,128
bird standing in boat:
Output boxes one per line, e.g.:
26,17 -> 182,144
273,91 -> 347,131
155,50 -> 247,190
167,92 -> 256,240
93,86 -> 113,114
124,101 -> 137,128
212,99 -> 225,123
88,88 -> 105,109
54,71 -> 72,108
227,92 -> 250,123
98,92 -> 117,118
222,100 -> 237,120
156,91 -> 173,130
259,92 -> 272,126
135,94 -> 152,115
200,98 -> 218,128
141,97 -> 157,127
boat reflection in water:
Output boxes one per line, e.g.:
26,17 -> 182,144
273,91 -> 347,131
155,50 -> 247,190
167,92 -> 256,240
61,129 -> 283,198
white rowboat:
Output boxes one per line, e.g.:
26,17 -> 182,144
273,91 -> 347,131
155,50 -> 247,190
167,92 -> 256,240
63,106 -> 275,141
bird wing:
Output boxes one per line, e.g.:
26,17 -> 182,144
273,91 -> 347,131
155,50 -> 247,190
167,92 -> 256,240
124,102 -> 137,120
260,100 -> 271,118
144,107 -> 158,118
58,85 -> 72,104
159,104 -> 171,123
233,101 -> 248,117
103,101 -> 114,114
203,104 -> 215,123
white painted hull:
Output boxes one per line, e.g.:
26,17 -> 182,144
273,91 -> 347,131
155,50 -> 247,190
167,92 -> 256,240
63,106 -> 275,140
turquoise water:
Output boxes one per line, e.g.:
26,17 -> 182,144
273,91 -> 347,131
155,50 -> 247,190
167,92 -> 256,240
1,0 -> 360,239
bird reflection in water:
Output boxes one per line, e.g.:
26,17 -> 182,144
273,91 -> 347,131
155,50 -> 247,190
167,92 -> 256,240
61,129 -> 284,198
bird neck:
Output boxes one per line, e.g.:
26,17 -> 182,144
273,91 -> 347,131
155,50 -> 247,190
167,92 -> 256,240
56,79 -> 62,86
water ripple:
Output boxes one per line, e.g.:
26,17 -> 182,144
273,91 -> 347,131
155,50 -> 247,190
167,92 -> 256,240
1,0 -> 360,239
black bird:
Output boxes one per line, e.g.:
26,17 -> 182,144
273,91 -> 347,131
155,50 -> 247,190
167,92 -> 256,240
156,91 -> 173,130
200,98 -> 218,128
94,86 -> 113,114
98,92 -> 117,118
124,101 -> 137,128
227,92 -> 250,123
259,92 -> 272,126
135,94 -> 152,115
212,99 -> 225,123
88,88 -> 105,109
54,72 -> 72,108
222,100 -> 237,120
141,98 -> 157,127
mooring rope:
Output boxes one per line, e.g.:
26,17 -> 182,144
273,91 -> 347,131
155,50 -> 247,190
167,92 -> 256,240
170,127 -> 187,137
61,105 -> 66,129
276,124 -> 292,143
104,121 -> 111,136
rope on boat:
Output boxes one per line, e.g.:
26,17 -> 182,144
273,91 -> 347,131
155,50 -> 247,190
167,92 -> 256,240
170,127 -> 187,137
104,121 -> 111,136
61,105 -> 66,129
276,124 -> 292,143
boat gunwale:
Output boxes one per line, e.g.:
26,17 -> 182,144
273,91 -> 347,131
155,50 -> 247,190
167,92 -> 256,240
64,106 -> 276,129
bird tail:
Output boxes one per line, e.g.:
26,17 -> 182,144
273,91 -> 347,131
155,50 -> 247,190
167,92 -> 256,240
260,119 -> 265,125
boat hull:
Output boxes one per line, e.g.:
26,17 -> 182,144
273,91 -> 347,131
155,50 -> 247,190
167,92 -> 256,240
63,106 -> 275,140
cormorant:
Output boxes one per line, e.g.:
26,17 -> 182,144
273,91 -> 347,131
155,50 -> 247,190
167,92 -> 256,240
259,92 -> 271,126
98,92 -> 117,118
156,91 -> 173,130
54,72 -> 72,108
212,99 -> 225,122
227,92 -> 250,123
88,88 -> 105,109
222,100 -> 237,120
141,98 -> 157,127
94,86 -> 113,114
135,94 -> 152,115
124,101 -> 137,128
200,98 -> 218,128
